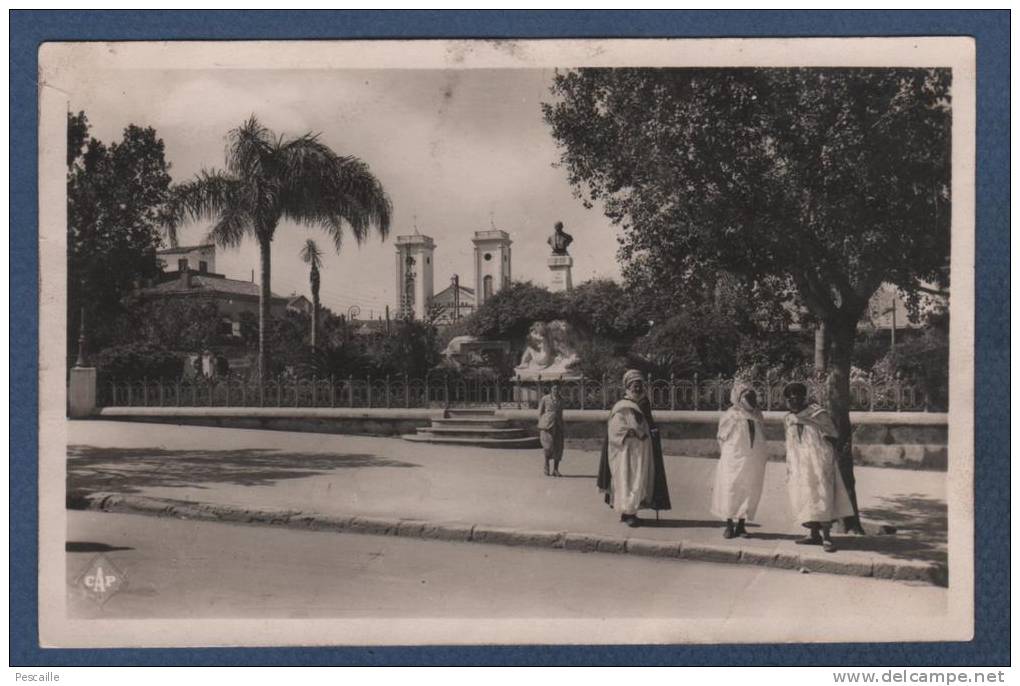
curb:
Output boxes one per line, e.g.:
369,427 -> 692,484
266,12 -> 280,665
68,491 -> 948,587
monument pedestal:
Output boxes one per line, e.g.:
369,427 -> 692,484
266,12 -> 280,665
69,366 -> 97,418
547,254 -> 573,292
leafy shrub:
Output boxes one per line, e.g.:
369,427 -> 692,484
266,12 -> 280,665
468,281 -> 567,342
734,332 -> 810,378
93,342 -> 183,381
631,310 -> 739,378
568,338 -> 630,380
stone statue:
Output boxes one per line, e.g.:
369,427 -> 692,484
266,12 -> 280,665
547,221 -> 573,256
514,320 -> 580,381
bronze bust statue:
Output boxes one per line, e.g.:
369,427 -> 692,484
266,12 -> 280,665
548,221 -> 573,256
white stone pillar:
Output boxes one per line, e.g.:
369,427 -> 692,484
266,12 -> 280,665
69,367 -> 97,418
547,255 -> 574,292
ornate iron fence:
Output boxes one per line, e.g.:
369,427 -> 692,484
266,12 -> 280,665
97,373 -> 937,412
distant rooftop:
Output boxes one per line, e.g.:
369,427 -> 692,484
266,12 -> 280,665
157,243 -> 215,254
142,274 -> 286,301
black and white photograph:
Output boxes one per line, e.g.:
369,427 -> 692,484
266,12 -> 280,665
37,37 -> 975,648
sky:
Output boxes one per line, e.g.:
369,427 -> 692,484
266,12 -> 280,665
72,68 -> 623,317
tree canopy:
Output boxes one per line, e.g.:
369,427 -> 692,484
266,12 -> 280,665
67,111 -> 173,364
542,68 -> 951,326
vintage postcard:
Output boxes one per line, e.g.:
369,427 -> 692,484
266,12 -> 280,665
38,37 -> 974,647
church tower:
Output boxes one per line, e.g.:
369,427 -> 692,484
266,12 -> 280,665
472,228 -> 512,307
394,232 -> 435,320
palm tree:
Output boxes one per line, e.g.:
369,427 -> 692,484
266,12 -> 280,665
166,116 -> 392,382
299,239 -> 324,348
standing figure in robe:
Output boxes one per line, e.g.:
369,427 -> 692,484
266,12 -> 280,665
536,381 -> 565,477
782,382 -> 855,553
596,369 -> 669,527
711,381 -> 768,539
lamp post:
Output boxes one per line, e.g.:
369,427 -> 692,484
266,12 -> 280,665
75,305 -> 88,367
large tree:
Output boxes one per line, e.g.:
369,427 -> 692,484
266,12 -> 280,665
544,68 -> 951,532
167,116 -> 392,382
67,111 -> 173,365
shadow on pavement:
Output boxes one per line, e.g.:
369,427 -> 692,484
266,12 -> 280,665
739,532 -> 802,541
67,445 -> 419,494
641,518 -> 729,529
849,493 -> 948,563
66,541 -> 134,553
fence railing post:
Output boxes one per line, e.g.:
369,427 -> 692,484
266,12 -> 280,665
240,379 -> 246,407
348,374 -> 354,407
405,373 -> 410,408
601,372 -> 608,409
311,375 -> 317,407
443,374 -> 449,408
579,373 -> 585,411
495,375 -> 502,410
385,375 -> 391,409
717,374 -> 724,410
693,373 -> 700,410
669,373 -> 676,411
895,375 -> 903,412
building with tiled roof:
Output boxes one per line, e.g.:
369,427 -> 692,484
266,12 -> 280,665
142,244 -> 296,337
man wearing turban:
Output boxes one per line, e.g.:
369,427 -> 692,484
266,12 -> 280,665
596,369 -> 668,527
782,382 -> 855,552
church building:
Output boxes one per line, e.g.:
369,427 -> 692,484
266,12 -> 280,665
394,227 -> 513,324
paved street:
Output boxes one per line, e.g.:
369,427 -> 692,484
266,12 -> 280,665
68,421 -> 948,570
67,511 -> 946,620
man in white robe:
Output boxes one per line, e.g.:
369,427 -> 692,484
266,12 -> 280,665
605,369 -> 655,527
783,382 -> 855,552
711,381 -> 769,539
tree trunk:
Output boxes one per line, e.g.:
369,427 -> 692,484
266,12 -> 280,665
826,316 -> 863,533
310,267 -> 319,349
311,297 -> 319,348
258,239 -> 272,383
814,321 -> 827,374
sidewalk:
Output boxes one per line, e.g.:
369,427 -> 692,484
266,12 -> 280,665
67,421 -> 948,585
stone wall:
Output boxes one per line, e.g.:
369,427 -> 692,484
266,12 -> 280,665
94,407 -> 948,470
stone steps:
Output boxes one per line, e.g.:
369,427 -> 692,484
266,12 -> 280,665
422,426 -> 532,439
401,434 -> 541,449
430,417 -> 515,428
402,409 -> 540,449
